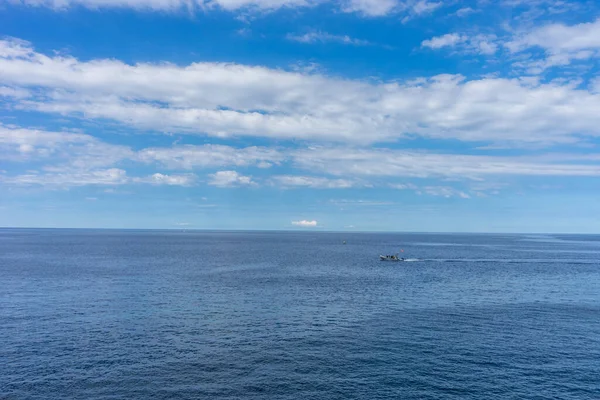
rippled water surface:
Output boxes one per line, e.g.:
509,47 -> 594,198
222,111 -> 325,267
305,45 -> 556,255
1,229 -> 600,399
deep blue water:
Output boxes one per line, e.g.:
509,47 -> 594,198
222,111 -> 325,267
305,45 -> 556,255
1,229 -> 600,399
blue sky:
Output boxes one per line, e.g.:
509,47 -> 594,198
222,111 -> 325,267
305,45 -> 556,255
2,0 -> 600,232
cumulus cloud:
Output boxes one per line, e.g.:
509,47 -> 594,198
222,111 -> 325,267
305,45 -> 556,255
5,38 -> 600,146
208,170 -> 255,187
422,33 -> 466,49
507,18 -> 600,71
291,219 -> 317,227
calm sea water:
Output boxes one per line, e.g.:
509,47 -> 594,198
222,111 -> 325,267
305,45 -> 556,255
1,229 -> 599,399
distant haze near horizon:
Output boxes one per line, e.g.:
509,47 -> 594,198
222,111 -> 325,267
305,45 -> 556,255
2,1 -> 600,231
1,227 -> 599,235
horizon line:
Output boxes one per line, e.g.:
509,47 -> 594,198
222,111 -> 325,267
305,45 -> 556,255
1,227 -> 597,235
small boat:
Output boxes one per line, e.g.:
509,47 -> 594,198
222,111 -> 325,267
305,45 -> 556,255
380,255 -> 405,262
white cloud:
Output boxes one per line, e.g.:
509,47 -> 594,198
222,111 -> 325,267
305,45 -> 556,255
0,86 -> 30,99
422,186 -> 470,198
0,168 -> 129,187
422,33 -> 466,49
271,175 -> 358,188
8,0 -> 317,12
137,144 -> 282,169
390,183 -> 471,198
293,148 -> 600,179
330,199 -> 393,206
208,170 -> 255,187
205,0 -> 315,11
4,123 -> 600,191
411,0 -> 440,15
4,122 -> 600,191
422,33 -> 498,55
0,124 -> 133,167
454,6 -> 475,17
507,18 -> 600,71
341,0 -> 398,16
400,0 -> 442,22
390,183 -> 417,190
7,0 -> 446,17
287,31 -> 373,46
291,219 -> 317,227
10,38 -> 600,146
0,168 -> 197,187
135,173 -> 197,186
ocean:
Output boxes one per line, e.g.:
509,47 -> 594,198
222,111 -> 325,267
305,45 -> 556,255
1,229 -> 599,399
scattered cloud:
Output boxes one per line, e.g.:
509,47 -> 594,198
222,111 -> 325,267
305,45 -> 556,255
7,0 -> 446,17
196,203 -> 218,208
8,0 -> 317,12
330,199 -> 394,206
137,144 -> 282,169
0,86 -> 30,99
422,33 -> 498,55
7,38 -> 600,146
85,197 -> 98,201
1,169 -> 198,188
410,0 -> 441,15
0,124 -> 133,167
4,123 -> 600,190
390,183 -> 470,198
390,183 -> 418,190
135,173 -> 197,186
422,186 -> 470,198
271,175 -> 358,188
506,18 -> 600,72
422,33 -> 466,49
454,6 -> 476,17
293,148 -> 600,179
341,0 -> 396,16
208,170 -> 255,187
0,168 -> 129,187
287,31 -> 373,46
401,0 -> 443,22
291,219 -> 317,227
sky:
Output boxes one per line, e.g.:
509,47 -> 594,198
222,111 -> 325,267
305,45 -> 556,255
1,0 -> 600,232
